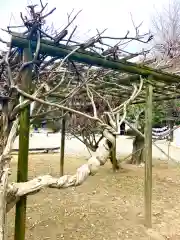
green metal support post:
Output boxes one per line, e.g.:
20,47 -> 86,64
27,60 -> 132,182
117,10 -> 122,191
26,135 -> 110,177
14,47 -> 32,240
144,81 -> 153,228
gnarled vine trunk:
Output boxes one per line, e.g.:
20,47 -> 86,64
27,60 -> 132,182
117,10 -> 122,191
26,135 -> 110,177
129,135 -> 144,164
0,119 -> 19,240
106,139 -> 120,170
6,128 -> 119,212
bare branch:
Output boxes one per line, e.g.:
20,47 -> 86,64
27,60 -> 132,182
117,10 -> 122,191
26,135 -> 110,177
15,86 -> 101,121
86,85 -> 97,118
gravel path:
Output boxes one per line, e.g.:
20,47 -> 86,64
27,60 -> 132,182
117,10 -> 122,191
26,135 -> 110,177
12,132 -> 180,162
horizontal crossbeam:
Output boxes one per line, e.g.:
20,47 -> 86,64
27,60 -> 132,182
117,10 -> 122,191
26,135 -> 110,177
10,33 -> 180,84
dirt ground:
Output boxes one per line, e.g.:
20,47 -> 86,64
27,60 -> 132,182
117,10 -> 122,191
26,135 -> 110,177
7,154 -> 180,240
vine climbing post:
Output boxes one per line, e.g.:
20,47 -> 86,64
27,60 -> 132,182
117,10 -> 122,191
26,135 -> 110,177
60,112 -> 66,176
14,47 -> 32,240
144,80 -> 153,228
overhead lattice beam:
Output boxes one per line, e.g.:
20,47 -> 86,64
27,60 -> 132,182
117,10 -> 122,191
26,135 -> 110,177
133,95 -> 180,104
10,33 -> 180,83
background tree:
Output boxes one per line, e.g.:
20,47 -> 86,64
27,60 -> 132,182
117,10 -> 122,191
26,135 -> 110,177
152,0 -> 180,136
126,0 -> 180,165
152,0 -> 180,61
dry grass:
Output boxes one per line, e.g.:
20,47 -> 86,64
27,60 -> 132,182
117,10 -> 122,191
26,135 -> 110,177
7,154 -> 180,239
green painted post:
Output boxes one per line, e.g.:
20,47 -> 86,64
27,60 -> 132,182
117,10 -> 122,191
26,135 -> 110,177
144,82 -> 153,228
14,47 -> 32,240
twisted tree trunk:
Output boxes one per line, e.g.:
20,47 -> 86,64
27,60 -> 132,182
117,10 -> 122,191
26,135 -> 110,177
0,120 -> 119,240
129,135 -> 144,164
0,119 -> 19,240
7,128 -> 118,212
125,111 -> 145,165
106,139 -> 120,170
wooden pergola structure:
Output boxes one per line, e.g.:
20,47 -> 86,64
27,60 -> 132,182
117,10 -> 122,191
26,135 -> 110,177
11,33 -> 180,105
9,32 -> 180,239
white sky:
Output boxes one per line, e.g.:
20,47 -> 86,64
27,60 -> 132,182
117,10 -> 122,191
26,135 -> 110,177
0,0 -> 170,52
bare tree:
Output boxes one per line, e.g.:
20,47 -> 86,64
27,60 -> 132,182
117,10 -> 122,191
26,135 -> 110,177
152,0 -> 180,60
126,0 -> 180,166
150,0 -> 180,148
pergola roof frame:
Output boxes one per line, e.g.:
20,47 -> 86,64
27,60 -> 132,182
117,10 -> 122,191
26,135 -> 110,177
10,33 -> 180,104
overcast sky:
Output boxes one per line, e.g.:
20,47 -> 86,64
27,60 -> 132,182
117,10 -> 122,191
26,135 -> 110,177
0,0 -> 170,52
